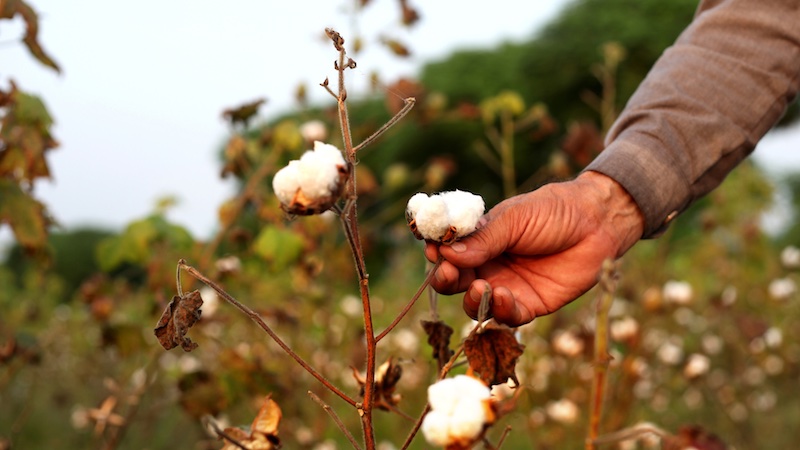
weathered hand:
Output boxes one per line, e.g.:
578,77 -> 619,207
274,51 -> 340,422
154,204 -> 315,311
425,171 -> 644,327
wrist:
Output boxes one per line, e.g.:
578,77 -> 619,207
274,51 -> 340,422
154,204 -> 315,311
577,170 -> 645,256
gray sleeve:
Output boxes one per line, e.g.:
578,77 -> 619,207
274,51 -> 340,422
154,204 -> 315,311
586,0 -> 800,238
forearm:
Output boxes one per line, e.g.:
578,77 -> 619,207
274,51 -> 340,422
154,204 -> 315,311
587,0 -> 800,237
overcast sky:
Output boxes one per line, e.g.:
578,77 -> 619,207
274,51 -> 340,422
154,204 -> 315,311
2,0 -> 799,245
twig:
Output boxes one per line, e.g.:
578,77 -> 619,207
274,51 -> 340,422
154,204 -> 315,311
202,416 -> 249,450
309,391 -> 363,450
586,259 -> 617,450
177,259 -> 357,408
495,425 -> 513,449
591,422 -> 671,447
400,404 -> 430,450
352,97 -> 416,153
376,256 -> 443,342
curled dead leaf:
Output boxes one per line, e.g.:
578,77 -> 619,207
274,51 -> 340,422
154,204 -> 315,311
463,321 -> 524,387
154,290 -> 203,352
220,395 -> 282,450
421,320 -> 454,370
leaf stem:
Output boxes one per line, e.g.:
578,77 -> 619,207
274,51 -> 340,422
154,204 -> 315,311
376,255 -> 443,342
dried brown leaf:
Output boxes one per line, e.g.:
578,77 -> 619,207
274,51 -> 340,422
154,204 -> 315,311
154,290 -> 203,352
219,395 -> 282,450
381,37 -> 411,57
464,323 -> 524,386
421,320 -> 454,370
251,395 -> 282,441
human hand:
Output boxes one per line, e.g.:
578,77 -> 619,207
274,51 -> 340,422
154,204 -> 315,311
424,171 -> 644,327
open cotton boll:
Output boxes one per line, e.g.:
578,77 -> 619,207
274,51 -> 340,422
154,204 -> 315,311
422,375 -> 493,448
414,196 -> 450,241
406,192 -> 430,220
272,160 -> 302,205
272,141 -> 348,215
441,190 -> 485,237
311,141 -> 346,166
406,189 -> 485,243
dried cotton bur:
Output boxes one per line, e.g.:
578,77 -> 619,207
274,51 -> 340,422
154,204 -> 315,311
406,190 -> 485,243
272,140 -> 349,215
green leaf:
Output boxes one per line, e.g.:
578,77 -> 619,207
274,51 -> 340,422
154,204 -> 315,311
13,91 -> 54,126
96,215 -> 194,271
252,226 -> 305,271
0,178 -> 50,251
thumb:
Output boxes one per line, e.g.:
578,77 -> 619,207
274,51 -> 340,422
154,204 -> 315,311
439,200 -> 523,268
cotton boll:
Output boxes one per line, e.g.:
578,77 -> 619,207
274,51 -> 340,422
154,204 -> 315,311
297,154 -> 341,198
422,375 -> 493,448
449,397 -> 489,438
415,196 -> 450,241
420,411 -> 451,447
273,141 -> 347,215
312,141 -> 346,166
441,190 -> 485,237
406,192 -> 430,219
272,160 -> 301,204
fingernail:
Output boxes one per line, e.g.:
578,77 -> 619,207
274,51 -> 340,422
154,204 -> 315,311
450,242 -> 467,252
469,288 -> 481,303
435,267 -> 445,284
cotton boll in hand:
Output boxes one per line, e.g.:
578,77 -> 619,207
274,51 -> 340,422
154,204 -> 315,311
414,196 -> 451,242
440,190 -> 485,238
406,190 -> 485,243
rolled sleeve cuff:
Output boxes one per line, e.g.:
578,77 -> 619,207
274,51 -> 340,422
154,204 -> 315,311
585,141 -> 691,238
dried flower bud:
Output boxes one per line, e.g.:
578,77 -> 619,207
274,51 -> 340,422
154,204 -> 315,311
272,141 -> 348,215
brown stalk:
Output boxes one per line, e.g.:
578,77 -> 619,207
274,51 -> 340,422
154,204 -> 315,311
586,259 -> 618,450
177,259 -> 357,408
309,391 -> 363,450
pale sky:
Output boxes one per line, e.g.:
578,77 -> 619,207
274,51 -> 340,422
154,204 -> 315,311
2,0 -> 799,245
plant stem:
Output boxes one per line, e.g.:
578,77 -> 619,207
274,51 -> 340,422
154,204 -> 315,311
376,256 -> 443,342
329,34 -> 376,448
177,260 -> 357,408
586,259 -> 617,450
499,110 -> 516,198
